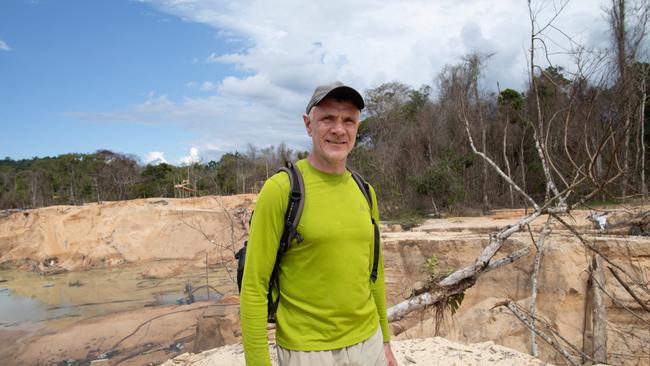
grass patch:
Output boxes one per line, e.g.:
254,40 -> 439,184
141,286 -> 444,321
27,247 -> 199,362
584,198 -> 618,208
384,212 -> 428,230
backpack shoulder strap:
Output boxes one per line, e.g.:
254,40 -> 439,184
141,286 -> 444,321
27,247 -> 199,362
267,161 -> 306,323
348,169 -> 380,283
349,169 -> 372,209
276,161 -> 305,252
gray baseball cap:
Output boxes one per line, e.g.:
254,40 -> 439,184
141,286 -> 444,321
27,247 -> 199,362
305,81 -> 365,114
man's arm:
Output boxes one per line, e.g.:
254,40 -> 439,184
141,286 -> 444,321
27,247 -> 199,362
384,342 -> 399,366
240,177 -> 288,366
368,186 -> 398,365
368,185 -> 390,342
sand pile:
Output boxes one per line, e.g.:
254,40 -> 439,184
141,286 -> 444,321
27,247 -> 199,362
162,337 -> 550,366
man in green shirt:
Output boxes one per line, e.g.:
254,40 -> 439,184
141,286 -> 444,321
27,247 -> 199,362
240,82 -> 398,366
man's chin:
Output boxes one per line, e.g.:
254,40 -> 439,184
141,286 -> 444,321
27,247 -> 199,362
323,151 -> 350,164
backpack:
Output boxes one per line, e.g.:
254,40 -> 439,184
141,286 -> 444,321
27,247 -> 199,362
235,161 -> 380,323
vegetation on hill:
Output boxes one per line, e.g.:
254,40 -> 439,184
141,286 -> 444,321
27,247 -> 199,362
0,145 -> 306,209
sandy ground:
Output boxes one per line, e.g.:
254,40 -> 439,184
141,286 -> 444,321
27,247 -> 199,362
162,336 -> 551,366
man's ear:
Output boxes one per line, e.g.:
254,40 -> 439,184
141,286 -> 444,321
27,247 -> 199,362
303,113 -> 312,137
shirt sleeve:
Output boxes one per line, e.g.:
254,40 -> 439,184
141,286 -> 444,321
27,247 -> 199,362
240,175 -> 288,365
369,185 -> 391,343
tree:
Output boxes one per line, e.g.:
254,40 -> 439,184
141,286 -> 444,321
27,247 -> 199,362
498,88 -> 524,207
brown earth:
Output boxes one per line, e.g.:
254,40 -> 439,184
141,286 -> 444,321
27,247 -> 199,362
382,208 -> 650,366
0,196 -> 648,365
0,297 -> 241,366
0,195 -> 256,273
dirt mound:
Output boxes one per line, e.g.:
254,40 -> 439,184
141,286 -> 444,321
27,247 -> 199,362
0,195 -> 256,272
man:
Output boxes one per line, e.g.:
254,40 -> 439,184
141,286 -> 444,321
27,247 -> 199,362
240,82 -> 398,366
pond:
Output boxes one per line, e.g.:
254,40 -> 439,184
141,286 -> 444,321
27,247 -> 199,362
0,262 -> 234,329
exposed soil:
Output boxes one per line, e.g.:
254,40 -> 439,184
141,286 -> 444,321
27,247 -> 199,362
1,196 -> 648,365
0,297 -> 241,366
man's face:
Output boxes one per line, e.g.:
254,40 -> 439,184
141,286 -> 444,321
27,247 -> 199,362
303,98 -> 361,167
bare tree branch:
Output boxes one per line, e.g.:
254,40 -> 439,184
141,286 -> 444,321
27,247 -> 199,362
609,266 -> 650,313
497,299 -> 581,366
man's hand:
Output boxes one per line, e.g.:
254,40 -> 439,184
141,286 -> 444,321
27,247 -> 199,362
384,342 -> 398,366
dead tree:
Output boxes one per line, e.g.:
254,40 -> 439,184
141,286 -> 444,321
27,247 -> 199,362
388,2 -> 649,364
608,0 -> 650,198
591,255 -> 608,364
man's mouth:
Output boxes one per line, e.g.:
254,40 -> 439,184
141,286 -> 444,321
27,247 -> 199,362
326,139 -> 347,145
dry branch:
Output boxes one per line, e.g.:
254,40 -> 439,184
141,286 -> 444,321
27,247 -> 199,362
609,266 -> 650,313
588,266 -> 650,325
552,214 -> 650,295
591,255 -> 608,364
528,216 -> 553,356
499,299 -> 581,366
387,246 -> 530,322
462,115 -> 539,210
439,210 -> 542,287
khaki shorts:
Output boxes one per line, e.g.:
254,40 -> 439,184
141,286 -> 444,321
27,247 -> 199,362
276,328 -> 387,366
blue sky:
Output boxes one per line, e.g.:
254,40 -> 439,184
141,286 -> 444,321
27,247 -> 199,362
0,0 -> 619,165
1,0 -> 238,164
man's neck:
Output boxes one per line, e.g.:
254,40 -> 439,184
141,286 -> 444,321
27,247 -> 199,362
307,154 -> 346,175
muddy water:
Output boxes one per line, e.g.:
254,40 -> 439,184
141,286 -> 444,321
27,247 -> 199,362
0,262 -> 234,329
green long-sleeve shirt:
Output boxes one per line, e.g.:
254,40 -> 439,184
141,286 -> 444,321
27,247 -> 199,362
239,159 -> 390,365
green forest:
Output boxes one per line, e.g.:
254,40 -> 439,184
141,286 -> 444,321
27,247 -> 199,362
0,145 -> 307,209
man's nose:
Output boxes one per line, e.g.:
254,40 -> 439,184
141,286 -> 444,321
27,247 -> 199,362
331,119 -> 345,134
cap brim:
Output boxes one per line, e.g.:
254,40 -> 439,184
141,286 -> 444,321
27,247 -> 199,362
322,86 -> 365,111
306,83 -> 365,114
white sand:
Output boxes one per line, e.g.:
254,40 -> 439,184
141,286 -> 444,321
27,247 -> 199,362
162,337 -> 551,366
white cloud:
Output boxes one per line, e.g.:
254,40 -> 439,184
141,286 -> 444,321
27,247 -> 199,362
75,0 -> 611,158
144,0 -> 607,89
205,52 -> 221,63
179,147 -> 202,165
0,39 -> 10,51
200,81 -> 217,91
144,151 -> 168,165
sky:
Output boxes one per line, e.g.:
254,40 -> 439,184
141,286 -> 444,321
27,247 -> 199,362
0,0 -> 629,165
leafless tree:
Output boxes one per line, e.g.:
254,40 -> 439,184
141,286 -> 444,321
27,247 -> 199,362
607,0 -> 650,198
387,2 -> 649,365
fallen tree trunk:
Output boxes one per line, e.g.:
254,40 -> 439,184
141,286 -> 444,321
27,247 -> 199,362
388,245 -> 530,322
387,198 -> 541,322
